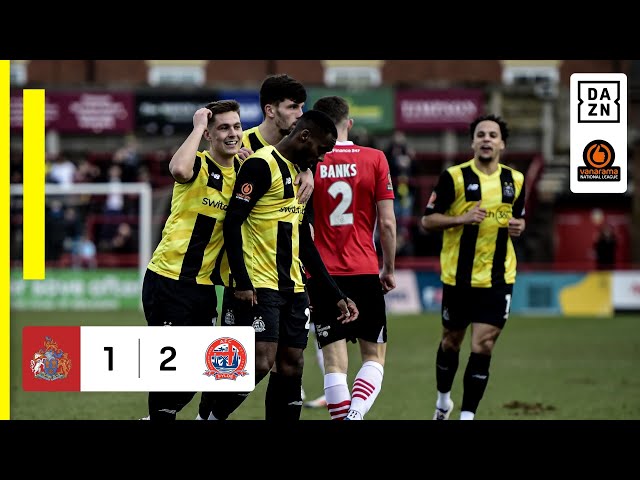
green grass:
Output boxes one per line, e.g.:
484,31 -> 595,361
10,310 -> 640,420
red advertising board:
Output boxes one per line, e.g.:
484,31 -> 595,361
11,91 -> 134,134
395,89 -> 484,131
554,208 -> 631,268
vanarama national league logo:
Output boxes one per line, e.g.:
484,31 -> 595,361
204,337 -> 249,380
578,139 -> 620,182
570,73 -> 626,194
30,336 -> 72,381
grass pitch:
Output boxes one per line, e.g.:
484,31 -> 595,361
10,310 -> 640,420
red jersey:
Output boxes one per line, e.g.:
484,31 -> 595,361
312,142 -> 395,276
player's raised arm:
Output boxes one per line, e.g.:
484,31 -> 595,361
169,107 -> 211,183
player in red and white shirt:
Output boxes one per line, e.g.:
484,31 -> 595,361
306,96 -> 397,420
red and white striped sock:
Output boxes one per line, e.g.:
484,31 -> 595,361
349,361 -> 384,419
324,372 -> 350,420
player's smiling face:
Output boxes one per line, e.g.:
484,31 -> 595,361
209,111 -> 243,159
472,120 -> 504,163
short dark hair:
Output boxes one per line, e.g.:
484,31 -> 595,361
259,74 -> 307,113
292,109 -> 338,138
205,99 -> 241,127
312,96 -> 349,125
469,114 -> 509,145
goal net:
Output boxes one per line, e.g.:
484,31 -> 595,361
10,182 -> 153,311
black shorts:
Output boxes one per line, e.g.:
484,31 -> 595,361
141,269 -> 218,327
229,288 -> 310,349
308,274 -> 387,348
441,283 -> 514,330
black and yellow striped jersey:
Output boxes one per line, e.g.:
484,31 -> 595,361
225,146 -> 307,292
424,159 -> 526,288
147,150 -> 240,286
241,126 -> 269,153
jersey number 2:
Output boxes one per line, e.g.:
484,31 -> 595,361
328,181 -> 353,226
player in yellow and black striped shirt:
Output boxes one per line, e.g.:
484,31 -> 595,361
422,114 -> 526,421
204,110 -> 359,421
141,100 -> 243,421
219,73 -> 311,326
197,74 -> 317,421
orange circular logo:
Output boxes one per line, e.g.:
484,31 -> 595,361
583,140 -> 615,169
241,183 -> 253,195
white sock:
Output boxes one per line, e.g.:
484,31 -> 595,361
460,411 -> 475,420
310,323 -> 325,375
436,391 -> 452,411
315,343 -> 325,375
349,361 -> 384,419
324,372 -> 350,420
196,412 -> 218,420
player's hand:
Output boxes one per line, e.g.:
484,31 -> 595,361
193,108 -> 212,130
462,201 -> 487,224
336,297 -> 359,324
380,269 -> 396,294
508,217 -> 525,237
295,169 -> 314,204
236,147 -> 254,161
234,289 -> 258,306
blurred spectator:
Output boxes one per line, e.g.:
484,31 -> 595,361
10,224 -> 22,261
63,207 -> 84,250
137,165 -> 152,184
113,134 -> 141,182
74,157 -> 101,183
394,175 -> 415,219
11,150 -> 22,184
100,164 -> 125,241
46,130 -> 61,158
385,130 -> 415,179
385,131 -> 417,257
72,232 -> 97,269
45,199 -> 66,263
10,169 -> 22,184
104,164 -> 125,214
396,226 -> 414,256
46,152 -> 76,185
594,223 -> 617,270
107,222 -> 136,254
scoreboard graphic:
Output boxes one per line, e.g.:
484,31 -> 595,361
22,326 -> 255,392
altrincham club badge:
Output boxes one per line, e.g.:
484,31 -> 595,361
30,336 -> 72,381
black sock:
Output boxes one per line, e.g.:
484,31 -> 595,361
208,392 -> 250,420
198,392 -> 215,419
148,391 -> 196,420
461,352 -> 492,413
265,371 -> 303,421
435,343 -> 460,393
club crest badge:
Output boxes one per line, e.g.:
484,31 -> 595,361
203,337 -> 249,380
30,336 -> 72,381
